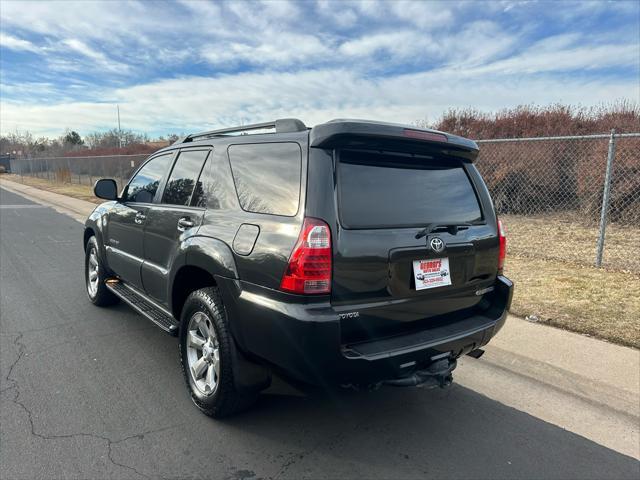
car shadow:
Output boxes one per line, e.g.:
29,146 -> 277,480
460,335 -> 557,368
85,307 -> 638,479
213,379 -> 639,480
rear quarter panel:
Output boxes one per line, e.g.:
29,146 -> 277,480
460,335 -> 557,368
195,132 -> 308,289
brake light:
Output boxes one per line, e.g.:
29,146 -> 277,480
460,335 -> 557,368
403,129 -> 448,143
497,219 -> 506,274
280,218 -> 332,294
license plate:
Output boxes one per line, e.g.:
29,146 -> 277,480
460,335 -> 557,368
413,258 -> 451,290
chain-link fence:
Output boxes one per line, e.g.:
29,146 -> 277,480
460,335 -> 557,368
476,132 -> 640,273
9,154 -> 148,191
7,132 -> 640,272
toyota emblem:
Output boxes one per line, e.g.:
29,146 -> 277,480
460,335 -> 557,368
430,237 -> 445,253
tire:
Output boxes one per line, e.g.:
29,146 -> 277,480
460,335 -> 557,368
179,287 -> 257,418
85,236 -> 118,306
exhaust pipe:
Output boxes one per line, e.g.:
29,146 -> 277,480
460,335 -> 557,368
466,348 -> 485,359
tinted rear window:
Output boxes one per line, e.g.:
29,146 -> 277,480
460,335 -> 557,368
338,150 -> 482,228
228,143 -> 301,216
162,149 -> 210,206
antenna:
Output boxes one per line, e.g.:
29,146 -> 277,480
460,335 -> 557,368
117,105 -> 122,148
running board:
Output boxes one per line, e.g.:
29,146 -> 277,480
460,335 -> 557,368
106,280 -> 179,336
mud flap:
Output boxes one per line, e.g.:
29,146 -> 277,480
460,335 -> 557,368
230,338 -> 272,394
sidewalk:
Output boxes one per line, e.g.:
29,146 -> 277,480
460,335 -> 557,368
2,175 -> 639,458
0,177 -> 96,222
460,318 -> 640,458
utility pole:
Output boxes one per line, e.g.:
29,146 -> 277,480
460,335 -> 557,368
117,104 -> 122,148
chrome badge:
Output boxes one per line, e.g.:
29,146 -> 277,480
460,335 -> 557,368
430,236 -> 445,253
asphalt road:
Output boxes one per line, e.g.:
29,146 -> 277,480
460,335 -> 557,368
1,185 -> 638,480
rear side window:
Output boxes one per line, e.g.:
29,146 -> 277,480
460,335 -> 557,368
125,153 -> 172,203
162,149 -> 210,206
191,158 -> 221,209
228,143 -> 301,216
338,150 -> 482,228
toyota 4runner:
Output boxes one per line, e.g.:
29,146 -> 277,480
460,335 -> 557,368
84,118 -> 513,417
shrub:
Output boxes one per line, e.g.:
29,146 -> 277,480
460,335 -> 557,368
435,102 -> 640,224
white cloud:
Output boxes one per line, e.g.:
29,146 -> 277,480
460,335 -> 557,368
258,0 -> 300,20
437,21 -> 518,67
58,38 -> 132,73
339,31 -> 436,58
338,21 -> 516,68
388,0 -> 453,29
315,0 -> 359,28
0,33 -> 42,53
201,32 -> 332,67
1,66 -> 636,137
62,39 -> 105,62
0,82 -> 57,99
461,41 -> 640,76
0,0 -> 637,138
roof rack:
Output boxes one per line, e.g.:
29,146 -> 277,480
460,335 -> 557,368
175,118 -> 307,144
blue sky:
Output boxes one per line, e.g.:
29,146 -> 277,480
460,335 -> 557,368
0,0 -> 638,137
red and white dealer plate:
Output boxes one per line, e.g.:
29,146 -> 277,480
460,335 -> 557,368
412,258 -> 452,291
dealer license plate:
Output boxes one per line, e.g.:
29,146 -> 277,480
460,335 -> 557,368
412,258 -> 452,291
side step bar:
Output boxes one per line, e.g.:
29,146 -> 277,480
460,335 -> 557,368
105,280 -> 179,336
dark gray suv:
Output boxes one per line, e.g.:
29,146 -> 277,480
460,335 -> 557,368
84,118 -> 512,417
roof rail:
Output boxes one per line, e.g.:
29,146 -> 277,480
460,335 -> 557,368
175,118 -> 307,144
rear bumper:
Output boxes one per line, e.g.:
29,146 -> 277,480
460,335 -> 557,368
218,275 -> 513,387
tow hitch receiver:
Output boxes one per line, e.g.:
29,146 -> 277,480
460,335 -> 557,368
384,358 -> 457,388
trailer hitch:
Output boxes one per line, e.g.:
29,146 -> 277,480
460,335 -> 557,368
383,358 -> 457,388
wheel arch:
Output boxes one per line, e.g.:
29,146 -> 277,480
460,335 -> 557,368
169,236 -> 239,322
172,238 -> 271,397
83,227 -> 95,250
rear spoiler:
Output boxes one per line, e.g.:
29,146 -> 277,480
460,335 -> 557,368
309,119 -> 479,162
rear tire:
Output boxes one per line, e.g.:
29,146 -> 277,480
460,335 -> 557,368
179,287 -> 257,418
85,236 -> 118,307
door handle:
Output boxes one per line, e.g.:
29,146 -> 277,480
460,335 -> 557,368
177,217 -> 195,231
134,212 -> 146,224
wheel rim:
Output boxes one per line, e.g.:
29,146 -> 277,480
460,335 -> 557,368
186,311 -> 220,395
87,247 -> 99,297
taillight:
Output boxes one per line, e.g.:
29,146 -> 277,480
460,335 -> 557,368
280,218 -> 332,294
497,219 -> 506,275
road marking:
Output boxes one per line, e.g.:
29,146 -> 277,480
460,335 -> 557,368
0,204 -> 47,209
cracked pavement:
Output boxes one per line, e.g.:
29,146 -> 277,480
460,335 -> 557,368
1,185 -> 639,480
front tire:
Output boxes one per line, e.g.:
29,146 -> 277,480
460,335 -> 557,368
85,236 -> 118,306
179,287 -> 257,418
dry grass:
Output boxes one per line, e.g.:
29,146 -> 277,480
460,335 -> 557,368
2,174 -> 101,204
504,214 -> 640,348
503,214 -> 640,274
2,174 -> 638,347
506,256 -> 639,348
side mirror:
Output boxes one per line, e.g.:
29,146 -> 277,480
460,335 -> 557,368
94,179 -> 119,200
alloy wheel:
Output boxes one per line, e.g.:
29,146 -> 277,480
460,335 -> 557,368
186,311 -> 220,395
87,247 -> 99,298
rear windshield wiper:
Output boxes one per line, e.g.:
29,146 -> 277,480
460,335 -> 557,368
415,223 -> 472,239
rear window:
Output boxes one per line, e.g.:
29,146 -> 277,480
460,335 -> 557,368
338,150 -> 482,228
228,143 -> 301,216
162,149 -> 210,206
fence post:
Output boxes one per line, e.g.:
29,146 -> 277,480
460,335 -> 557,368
595,129 -> 616,267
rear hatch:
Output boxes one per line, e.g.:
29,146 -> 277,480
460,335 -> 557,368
332,148 -> 499,343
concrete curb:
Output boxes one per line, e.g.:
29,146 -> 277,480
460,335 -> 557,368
0,178 -> 95,223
